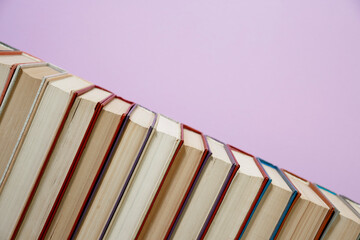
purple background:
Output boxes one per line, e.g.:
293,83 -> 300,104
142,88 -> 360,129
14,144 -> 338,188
1,0 -> 359,201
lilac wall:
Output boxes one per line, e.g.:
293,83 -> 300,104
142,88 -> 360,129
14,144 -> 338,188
1,0 -> 359,201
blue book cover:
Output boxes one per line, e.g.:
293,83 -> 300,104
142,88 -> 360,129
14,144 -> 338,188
237,157 -> 271,239
257,158 -> 299,240
315,184 -> 340,240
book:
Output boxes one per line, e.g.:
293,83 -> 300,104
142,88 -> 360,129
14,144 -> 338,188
278,170 -> 335,239
339,196 -> 360,240
316,185 -> 360,239
170,137 -> 238,240
42,96 -> 134,240
204,146 -> 269,240
13,86 -> 114,238
0,51 -> 41,106
0,41 -> 359,239
72,105 -> 156,239
136,125 -> 210,239
339,195 -> 360,240
0,41 -> 18,51
0,74 -> 93,239
339,195 -> 360,219
241,159 -> 299,240
315,185 -> 340,239
102,115 -> 182,239
0,63 -> 64,187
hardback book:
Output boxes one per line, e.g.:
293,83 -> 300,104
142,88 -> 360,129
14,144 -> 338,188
316,185 -> 360,239
339,195 -> 360,219
0,51 -> 41,105
14,86 -> 114,238
339,195 -> 360,240
0,63 -> 64,187
42,96 -> 134,240
339,196 -> 360,240
170,138 -> 239,240
241,159 -> 299,240
0,41 -> 18,51
0,74 -> 93,239
101,115 -> 183,240
137,125 -> 210,240
204,146 -> 269,240
72,105 -> 157,239
277,170 -> 335,239
315,185 -> 340,239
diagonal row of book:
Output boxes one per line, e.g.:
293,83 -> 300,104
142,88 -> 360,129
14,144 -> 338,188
0,42 -> 359,240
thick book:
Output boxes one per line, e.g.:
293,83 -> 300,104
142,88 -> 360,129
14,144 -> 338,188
340,195 -> 360,240
339,195 -> 360,240
0,75 -> 93,239
170,137 -> 239,240
339,195 -> 360,219
278,170 -> 335,239
42,96 -> 134,239
204,146 -> 269,240
166,131 -> 212,239
316,185 -> 360,239
71,105 -> 157,239
241,159 -> 299,240
13,86 -> 115,239
315,185 -> 340,239
0,63 -> 65,188
136,125 -> 210,240
0,51 -> 41,106
101,115 -> 183,240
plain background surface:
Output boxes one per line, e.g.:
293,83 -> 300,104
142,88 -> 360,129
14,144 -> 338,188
1,0 -> 359,202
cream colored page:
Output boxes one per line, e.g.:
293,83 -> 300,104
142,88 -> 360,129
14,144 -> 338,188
0,64 -> 10,92
16,98 -> 98,238
0,87 -> 69,239
0,44 -> 11,50
45,109 -> 121,239
171,157 -> 231,240
0,54 -> 38,65
138,145 -> 203,239
105,131 -> 178,240
75,121 -> 148,239
205,173 -> 263,240
0,70 -> 42,176
242,185 -> 292,239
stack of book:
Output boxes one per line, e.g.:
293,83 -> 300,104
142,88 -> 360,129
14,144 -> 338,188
0,41 -> 359,240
